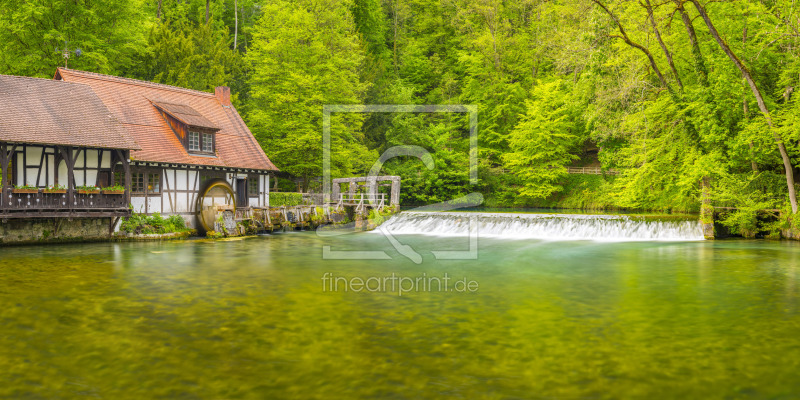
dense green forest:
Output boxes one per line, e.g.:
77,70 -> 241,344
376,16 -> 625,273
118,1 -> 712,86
3,0 -> 800,227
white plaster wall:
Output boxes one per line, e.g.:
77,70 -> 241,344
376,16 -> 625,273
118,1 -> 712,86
265,175 -> 270,206
27,147 -> 42,164
58,161 -> 67,186
24,168 -> 37,186
175,193 -> 189,213
164,169 -> 173,213
188,171 -> 199,191
131,197 -> 146,213
176,170 -> 187,190
24,147 -> 43,186
45,154 -> 55,187
165,169 -> 174,189
100,151 -> 111,169
147,197 -> 161,214
161,192 -> 173,214
85,170 -> 97,187
86,150 -> 99,168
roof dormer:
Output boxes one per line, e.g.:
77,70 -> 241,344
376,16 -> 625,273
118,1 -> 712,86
152,100 -> 219,156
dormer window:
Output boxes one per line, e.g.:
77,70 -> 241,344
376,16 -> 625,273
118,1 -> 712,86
152,100 -> 219,156
202,132 -> 213,153
189,131 -> 200,152
188,131 -> 214,154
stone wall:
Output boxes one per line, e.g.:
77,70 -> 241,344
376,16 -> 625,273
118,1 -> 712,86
0,218 -> 114,245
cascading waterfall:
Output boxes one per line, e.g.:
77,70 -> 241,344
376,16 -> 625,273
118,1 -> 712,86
378,212 -> 704,241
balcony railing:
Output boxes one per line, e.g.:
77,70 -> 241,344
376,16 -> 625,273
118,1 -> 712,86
0,188 -> 130,218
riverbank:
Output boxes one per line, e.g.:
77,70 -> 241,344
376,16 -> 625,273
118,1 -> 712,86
114,231 -> 195,241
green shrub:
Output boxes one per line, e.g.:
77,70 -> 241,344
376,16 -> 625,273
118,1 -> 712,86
368,209 -> 385,225
269,192 -> 304,206
120,213 -> 190,235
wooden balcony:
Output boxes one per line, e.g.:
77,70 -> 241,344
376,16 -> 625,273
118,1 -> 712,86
0,143 -> 133,219
0,188 -> 131,219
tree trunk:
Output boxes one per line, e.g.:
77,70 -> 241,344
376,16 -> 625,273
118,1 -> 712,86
644,0 -> 682,89
690,0 -> 798,213
205,0 -> 210,25
701,176 -> 715,239
742,25 -> 758,172
157,0 -> 162,20
392,0 -> 398,74
743,99 -> 758,172
234,0 -> 238,50
673,0 -> 707,83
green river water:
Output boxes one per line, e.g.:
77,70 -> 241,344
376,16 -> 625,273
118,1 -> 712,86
2,223 -> 800,399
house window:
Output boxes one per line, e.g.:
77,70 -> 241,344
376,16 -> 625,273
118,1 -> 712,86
188,131 -> 214,154
248,178 -> 259,196
202,133 -> 214,153
132,173 -> 145,193
147,173 -> 160,193
189,131 -> 200,152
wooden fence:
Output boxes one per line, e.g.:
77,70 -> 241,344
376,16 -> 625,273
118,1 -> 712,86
567,167 -> 618,175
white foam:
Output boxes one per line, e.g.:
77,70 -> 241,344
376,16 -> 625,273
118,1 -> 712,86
377,212 -> 704,242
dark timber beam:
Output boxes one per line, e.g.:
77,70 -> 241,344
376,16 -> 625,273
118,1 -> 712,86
1,143 -> 18,212
0,142 -> 6,212
58,146 -> 75,210
115,149 -> 132,207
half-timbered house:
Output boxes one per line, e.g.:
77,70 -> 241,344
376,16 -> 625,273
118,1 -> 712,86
0,75 -> 139,220
53,68 -> 278,228
0,69 -> 277,234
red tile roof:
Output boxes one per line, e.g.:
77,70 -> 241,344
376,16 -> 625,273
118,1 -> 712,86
55,68 -> 278,171
0,75 -> 139,150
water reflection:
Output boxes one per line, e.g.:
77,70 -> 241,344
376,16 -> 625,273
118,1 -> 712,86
1,235 -> 800,398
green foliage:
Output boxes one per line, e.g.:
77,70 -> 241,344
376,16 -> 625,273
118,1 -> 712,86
244,0 -> 376,190
13,184 -> 37,190
498,174 -> 619,210
3,0 -> 800,214
503,79 -> 587,200
0,0 -> 151,77
121,213 -> 189,235
713,173 -> 786,238
269,192 -> 304,207
137,17 -> 242,94
205,230 -> 225,239
368,209 -> 384,226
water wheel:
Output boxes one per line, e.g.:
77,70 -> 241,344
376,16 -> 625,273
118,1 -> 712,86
196,179 -> 236,234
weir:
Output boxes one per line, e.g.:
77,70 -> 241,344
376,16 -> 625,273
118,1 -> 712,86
379,212 -> 704,241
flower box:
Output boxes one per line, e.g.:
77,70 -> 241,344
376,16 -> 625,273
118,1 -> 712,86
43,189 -> 67,194
102,190 -> 125,195
77,189 -> 100,194
11,189 -> 39,194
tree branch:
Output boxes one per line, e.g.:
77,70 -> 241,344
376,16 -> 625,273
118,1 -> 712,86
644,0 -> 683,89
688,0 -> 798,213
592,0 -> 674,94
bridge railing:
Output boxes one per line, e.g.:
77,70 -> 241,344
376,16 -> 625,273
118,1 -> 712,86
338,193 -> 386,211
